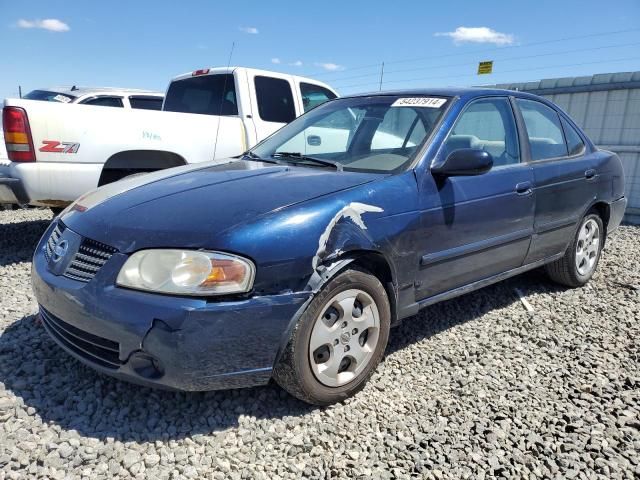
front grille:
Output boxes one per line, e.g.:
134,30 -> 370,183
64,237 -> 117,283
40,307 -> 122,369
43,223 -> 64,262
44,221 -> 117,283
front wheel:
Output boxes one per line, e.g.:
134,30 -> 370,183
274,268 -> 390,406
545,212 -> 604,287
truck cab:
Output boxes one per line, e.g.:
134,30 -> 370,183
163,67 -> 338,145
0,67 -> 338,208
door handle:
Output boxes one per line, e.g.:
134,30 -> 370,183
515,181 -> 533,195
585,169 -> 596,180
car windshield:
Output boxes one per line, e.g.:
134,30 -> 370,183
250,95 -> 450,173
24,90 -> 76,104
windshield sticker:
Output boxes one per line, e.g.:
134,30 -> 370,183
53,94 -> 72,103
391,97 -> 447,108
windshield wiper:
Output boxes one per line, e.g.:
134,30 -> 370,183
272,152 -> 343,171
241,151 -> 280,165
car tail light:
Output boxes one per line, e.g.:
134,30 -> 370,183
192,68 -> 210,76
3,107 -> 36,162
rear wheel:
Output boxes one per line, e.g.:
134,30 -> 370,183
545,212 -> 604,287
274,268 -> 390,405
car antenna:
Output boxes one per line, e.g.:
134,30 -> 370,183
71,85 -> 78,91
212,41 -> 235,162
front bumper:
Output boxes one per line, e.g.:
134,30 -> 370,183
32,222 -> 311,391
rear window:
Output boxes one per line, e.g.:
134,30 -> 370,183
129,96 -> 163,111
24,90 -> 76,104
163,74 -> 238,116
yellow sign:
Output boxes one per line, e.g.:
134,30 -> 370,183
477,61 -> 493,75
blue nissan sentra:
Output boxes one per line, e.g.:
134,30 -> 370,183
32,88 -> 627,405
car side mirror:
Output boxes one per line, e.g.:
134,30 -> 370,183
431,148 -> 493,176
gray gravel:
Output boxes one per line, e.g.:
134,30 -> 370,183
0,207 -> 638,479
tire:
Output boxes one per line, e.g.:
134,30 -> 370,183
545,212 -> 604,287
273,268 -> 391,406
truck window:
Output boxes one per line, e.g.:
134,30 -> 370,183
82,97 -> 124,108
300,83 -> 337,112
24,90 -> 76,103
163,74 -> 238,116
255,76 -> 296,123
129,96 -> 163,111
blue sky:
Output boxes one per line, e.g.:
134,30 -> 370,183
2,0 -> 640,99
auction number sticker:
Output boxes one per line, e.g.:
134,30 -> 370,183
53,94 -> 72,103
391,97 -> 447,108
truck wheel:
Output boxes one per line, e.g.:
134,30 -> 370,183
545,212 -> 604,287
273,268 -> 390,406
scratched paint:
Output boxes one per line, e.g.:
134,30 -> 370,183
312,202 -> 384,270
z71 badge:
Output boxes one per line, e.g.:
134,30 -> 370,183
39,140 -> 80,154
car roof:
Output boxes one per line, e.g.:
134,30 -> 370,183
341,86 -> 547,102
37,87 -> 164,97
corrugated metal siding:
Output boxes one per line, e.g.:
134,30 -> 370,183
493,71 -> 640,222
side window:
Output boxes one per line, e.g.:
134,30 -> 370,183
81,96 -> 124,108
441,98 -> 520,167
561,117 -> 586,156
254,76 -> 296,123
129,96 -> 163,111
163,74 -> 238,116
300,83 -> 337,112
516,99 -> 568,161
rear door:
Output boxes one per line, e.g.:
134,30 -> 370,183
416,96 -> 535,299
515,98 -> 596,262
246,72 -> 300,140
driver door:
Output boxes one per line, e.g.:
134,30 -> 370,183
415,96 -> 535,300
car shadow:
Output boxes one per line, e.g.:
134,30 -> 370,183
0,267 -> 566,442
387,269 -> 566,356
0,218 -> 51,268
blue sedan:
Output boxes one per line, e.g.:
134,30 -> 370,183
32,88 -> 627,405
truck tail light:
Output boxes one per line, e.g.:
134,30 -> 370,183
192,68 -> 210,76
3,107 -> 36,162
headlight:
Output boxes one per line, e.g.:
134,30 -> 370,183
116,250 -> 255,296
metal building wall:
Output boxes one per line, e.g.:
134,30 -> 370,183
493,71 -> 640,223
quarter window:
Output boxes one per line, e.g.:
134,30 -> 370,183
516,99 -> 568,161
255,76 -> 296,123
81,97 -> 124,108
441,98 -> 520,167
300,83 -> 337,112
561,117 -> 586,156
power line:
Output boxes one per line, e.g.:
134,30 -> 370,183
328,41 -> 640,85
336,56 -> 640,91
305,27 -> 640,78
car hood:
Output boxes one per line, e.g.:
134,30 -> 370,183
61,159 -> 381,252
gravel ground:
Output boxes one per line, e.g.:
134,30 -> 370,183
0,208 -> 638,480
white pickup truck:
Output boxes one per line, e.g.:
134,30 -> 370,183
0,67 -> 337,209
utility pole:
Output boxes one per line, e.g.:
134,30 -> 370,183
379,62 -> 385,91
